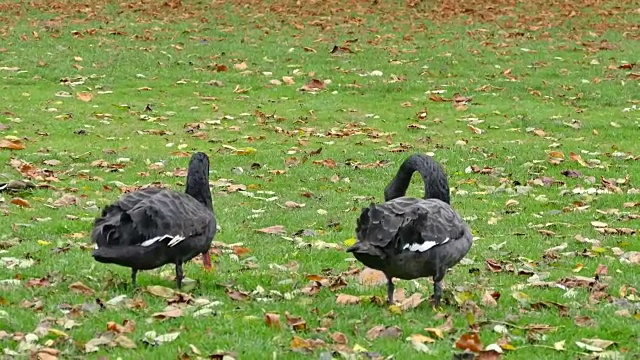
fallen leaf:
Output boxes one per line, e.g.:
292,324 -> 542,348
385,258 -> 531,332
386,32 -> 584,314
114,334 -> 137,349
366,325 -> 402,340
264,313 -> 281,329
146,285 -> 175,298
285,312 -> 307,332
151,308 -> 183,320
580,338 -> 616,350
226,289 -> 250,301
423,327 -> 444,339
331,332 -> 348,344
481,291 -> 498,307
284,201 -> 305,208
256,225 -> 286,235
358,267 -> 387,286
76,92 -> 93,102
485,259 -> 503,272
408,333 -> 436,344
399,293 -> 425,310
569,152 -> 589,167
0,139 -> 26,150
455,332 -> 483,353
298,79 -> 325,92
68,282 -> 95,295
335,294 -> 360,305
10,197 -> 32,208
52,194 -> 77,207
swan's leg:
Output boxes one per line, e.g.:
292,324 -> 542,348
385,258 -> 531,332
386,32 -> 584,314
433,273 -> 445,308
386,277 -> 395,305
202,250 -> 213,271
131,269 -> 138,288
175,261 -> 184,289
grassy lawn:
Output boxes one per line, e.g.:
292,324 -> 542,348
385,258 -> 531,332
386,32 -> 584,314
1,0 -> 639,358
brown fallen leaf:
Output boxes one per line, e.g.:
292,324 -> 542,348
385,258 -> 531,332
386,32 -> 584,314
477,349 -> 502,360
283,201 -> 305,209
335,294 -> 360,305
76,92 -> 93,102
68,282 -> 95,295
234,61 -> 248,70
0,139 -> 26,150
331,332 -> 348,344
113,334 -> 137,349
366,325 -> 403,340
151,308 -> 183,320
481,291 -> 498,307
569,152 -> 589,167
595,264 -> 608,276
455,332 -> 483,353
285,312 -> 307,332
106,319 -> 136,334
10,197 -> 31,208
485,259 -> 502,272
256,225 -> 286,235
52,194 -> 77,207
408,333 -> 436,344
358,267 -> 387,286
312,159 -> 337,168
35,348 -> 60,360
298,79 -> 325,92
282,76 -> 295,85
264,313 -> 281,329
226,289 -> 250,301
399,293 -> 425,310
574,315 -> 596,327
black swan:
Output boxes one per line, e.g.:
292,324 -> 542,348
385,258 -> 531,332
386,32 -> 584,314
91,152 -> 217,289
347,154 -> 472,307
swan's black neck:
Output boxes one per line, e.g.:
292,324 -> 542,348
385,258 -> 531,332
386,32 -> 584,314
383,154 -> 450,204
185,152 -> 213,211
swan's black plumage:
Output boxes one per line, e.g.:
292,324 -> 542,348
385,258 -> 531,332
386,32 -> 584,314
91,152 -> 216,288
347,154 -> 472,306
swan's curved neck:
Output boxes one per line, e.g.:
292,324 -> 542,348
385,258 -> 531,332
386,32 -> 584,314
384,154 -> 450,204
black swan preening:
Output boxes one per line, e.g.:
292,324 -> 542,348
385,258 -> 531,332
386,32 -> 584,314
91,152 -> 217,289
347,154 -> 472,307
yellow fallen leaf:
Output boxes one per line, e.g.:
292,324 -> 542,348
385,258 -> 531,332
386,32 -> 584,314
343,238 -> 356,247
352,344 -> 368,353
388,305 -> 402,314
408,333 -> 436,344
37,240 -> 51,246
235,147 -> 257,155
47,328 -> 69,338
423,328 -> 444,339
573,263 -> 584,272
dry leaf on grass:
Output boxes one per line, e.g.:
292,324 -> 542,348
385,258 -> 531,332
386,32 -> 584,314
151,308 -> 183,321
358,267 -> 387,286
256,225 -> 286,235
264,313 -> 281,329
0,139 -> 26,150
68,281 -> 95,295
335,294 -> 360,305
298,79 -> 325,92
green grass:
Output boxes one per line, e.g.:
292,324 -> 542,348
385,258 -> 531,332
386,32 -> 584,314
1,0 -> 639,358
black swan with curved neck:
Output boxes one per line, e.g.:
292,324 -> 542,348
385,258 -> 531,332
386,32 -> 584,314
347,154 -> 472,307
91,152 -> 217,289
